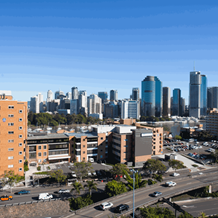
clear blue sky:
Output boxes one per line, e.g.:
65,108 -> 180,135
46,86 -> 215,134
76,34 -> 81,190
1,0 -> 218,104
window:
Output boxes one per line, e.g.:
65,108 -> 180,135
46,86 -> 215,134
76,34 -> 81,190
101,137 -> 103,140
19,143 -> 22,147
19,110 -> 23,113
124,145 -> 128,147
43,145 -> 46,149
8,114 -> 14,117
8,106 -> 14,109
19,127 -> 22,130
38,146 -> 41,150
19,168 -> 22,171
124,139 -> 128,141
100,149 -> 103,152
83,157 -> 85,160
8,165 -> 13,168
19,151 -> 22,155
153,146 -> 156,149
83,139 -> 85,141
19,160 -> 22,163
8,156 -> 14,160
8,123 -> 14,126
8,140 -> 14,143
43,152 -> 47,156
38,159 -> 41,163
8,131 -> 14,134
19,118 -> 22,122
83,151 -> 85,154
83,145 -> 85,147
38,152 -> 41,157
100,155 -> 103,158
8,148 -> 14,151
19,135 -> 22,138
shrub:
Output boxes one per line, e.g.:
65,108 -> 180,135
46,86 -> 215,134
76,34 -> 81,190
37,166 -> 41,171
69,194 -> 93,210
47,166 -> 51,170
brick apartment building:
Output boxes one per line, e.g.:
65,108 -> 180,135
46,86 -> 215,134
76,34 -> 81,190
0,91 -> 27,175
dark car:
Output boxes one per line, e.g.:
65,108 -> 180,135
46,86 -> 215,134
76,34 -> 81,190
97,160 -> 102,164
114,204 -> 129,213
151,191 -> 162,197
15,190 -> 30,195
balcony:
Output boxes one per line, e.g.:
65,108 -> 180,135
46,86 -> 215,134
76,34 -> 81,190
48,149 -> 70,160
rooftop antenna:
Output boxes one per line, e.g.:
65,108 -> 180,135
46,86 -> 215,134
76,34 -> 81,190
193,61 -> 195,71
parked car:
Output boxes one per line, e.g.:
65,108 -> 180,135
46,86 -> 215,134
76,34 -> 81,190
58,189 -> 70,194
171,173 -> 180,177
165,181 -> 176,187
151,191 -> 162,197
15,190 -> 30,195
38,193 -> 53,200
100,202 -> 113,210
114,204 -> 129,213
72,171 -> 77,178
0,195 -> 13,201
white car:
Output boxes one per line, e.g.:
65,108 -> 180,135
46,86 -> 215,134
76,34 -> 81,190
165,181 -> 177,187
100,202 -> 113,210
58,189 -> 70,194
171,173 -> 180,177
72,171 -> 77,178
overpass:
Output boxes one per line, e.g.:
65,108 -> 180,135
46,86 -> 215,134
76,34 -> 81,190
66,170 -> 218,218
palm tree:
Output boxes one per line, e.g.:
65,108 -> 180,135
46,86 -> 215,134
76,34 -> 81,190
71,181 -> 84,196
84,180 -> 97,196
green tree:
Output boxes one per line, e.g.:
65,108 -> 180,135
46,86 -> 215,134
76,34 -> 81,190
123,171 -> 147,190
69,194 -> 93,210
24,160 -> 29,172
168,160 -> 186,172
1,170 -> 23,193
105,180 -> 127,197
110,163 -> 129,181
143,159 -> 167,176
74,161 -> 93,182
71,181 -> 84,196
198,212 -> 206,218
152,174 -> 163,182
84,180 -> 97,196
175,135 -> 182,140
178,212 -> 193,218
49,169 -> 67,186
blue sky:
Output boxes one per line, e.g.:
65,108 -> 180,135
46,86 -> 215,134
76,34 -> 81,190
1,0 -> 218,103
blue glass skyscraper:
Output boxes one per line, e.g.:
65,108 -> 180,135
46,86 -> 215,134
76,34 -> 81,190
172,88 -> 181,116
200,75 -> 207,116
141,76 -> 162,117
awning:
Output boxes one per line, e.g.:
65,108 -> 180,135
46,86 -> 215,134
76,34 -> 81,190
48,155 -> 71,160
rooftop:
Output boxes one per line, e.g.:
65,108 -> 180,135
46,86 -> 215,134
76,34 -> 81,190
65,132 -> 98,138
27,133 -> 68,140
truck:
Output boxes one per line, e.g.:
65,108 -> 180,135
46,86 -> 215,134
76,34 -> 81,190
38,193 -> 53,200
165,181 -> 177,187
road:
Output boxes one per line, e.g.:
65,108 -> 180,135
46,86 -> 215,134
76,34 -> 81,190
177,198 -> 218,217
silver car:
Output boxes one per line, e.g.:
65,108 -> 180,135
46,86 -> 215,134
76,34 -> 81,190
58,189 -> 70,194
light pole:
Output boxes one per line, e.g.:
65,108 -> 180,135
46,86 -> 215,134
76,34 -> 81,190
130,169 -> 138,218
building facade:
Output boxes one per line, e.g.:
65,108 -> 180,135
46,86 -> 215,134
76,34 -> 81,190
132,88 -> 139,101
162,87 -> 171,117
207,87 -> 218,109
0,92 -> 27,175
110,90 -> 118,101
206,109 -> 218,138
121,100 -> 140,120
172,88 -> 181,116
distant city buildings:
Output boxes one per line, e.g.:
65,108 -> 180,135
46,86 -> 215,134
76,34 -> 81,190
207,87 -> 218,109
110,90 -> 118,101
162,87 -> 171,117
132,88 -> 139,101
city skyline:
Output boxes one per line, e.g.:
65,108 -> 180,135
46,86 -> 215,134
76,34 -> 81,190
1,1 -> 218,103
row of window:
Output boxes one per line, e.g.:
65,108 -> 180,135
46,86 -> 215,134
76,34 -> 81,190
8,165 -> 22,171
8,115 -> 23,122
8,125 -> 23,130
8,106 -> 23,113
8,132 -> 23,138
8,157 -> 23,163
8,143 -> 22,148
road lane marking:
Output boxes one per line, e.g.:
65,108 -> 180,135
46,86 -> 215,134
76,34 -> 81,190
95,212 -> 103,217
125,201 -> 131,204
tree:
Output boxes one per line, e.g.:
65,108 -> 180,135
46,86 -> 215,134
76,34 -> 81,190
1,170 -> 23,193
71,181 -> 84,196
152,174 -> 163,182
110,163 -> 129,181
24,160 -> 29,172
105,180 -> 127,197
178,212 -> 193,218
84,180 -> 97,196
198,212 -> 206,218
175,135 -> 182,140
143,159 -> 167,176
123,171 -> 147,190
49,169 -> 67,186
69,195 -> 93,210
74,161 -> 93,182
168,160 -> 185,172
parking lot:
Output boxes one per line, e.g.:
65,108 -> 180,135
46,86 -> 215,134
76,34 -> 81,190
163,139 -> 217,165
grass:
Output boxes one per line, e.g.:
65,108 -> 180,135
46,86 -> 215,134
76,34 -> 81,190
34,171 -> 49,175
192,164 -> 198,167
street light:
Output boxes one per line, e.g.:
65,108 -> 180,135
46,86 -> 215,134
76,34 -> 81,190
130,169 -> 138,218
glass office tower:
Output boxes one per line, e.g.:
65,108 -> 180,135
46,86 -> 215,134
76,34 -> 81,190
200,75 -> 207,116
154,77 -> 162,117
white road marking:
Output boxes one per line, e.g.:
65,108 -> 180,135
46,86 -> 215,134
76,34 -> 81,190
125,201 -> 131,204
95,212 -> 104,217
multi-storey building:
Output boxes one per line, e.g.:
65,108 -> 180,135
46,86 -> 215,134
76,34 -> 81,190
30,96 -> 39,113
0,91 -> 27,175
206,109 -> 218,138
207,87 -> 218,109
88,94 -> 102,116
132,88 -> 139,101
121,100 -> 140,120
71,87 -> 79,100
162,87 -> 171,117
172,88 -> 181,116
110,90 -> 118,101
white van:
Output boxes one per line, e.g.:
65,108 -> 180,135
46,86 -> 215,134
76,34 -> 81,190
38,193 -> 53,200
89,158 -> 94,163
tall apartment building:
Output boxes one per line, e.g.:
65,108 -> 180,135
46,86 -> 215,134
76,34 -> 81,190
0,91 -> 27,175
78,91 -> 87,115
141,76 -> 162,117
104,101 -> 119,118
55,90 -> 65,99
207,87 -> 218,109
110,90 -> 118,101
88,94 -> 102,115
66,92 -> 72,100
71,87 -> 79,100
98,92 -> 108,102
172,88 -> 181,116
30,96 -> 39,113
206,109 -> 218,138
189,71 -> 207,118
132,88 -> 139,101
47,90 -> 53,102
121,100 -> 140,120
162,87 -> 171,117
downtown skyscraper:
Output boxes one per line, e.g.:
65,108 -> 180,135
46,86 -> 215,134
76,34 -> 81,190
189,71 -> 207,118
141,76 -> 162,117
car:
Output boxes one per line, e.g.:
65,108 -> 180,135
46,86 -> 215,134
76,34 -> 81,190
151,191 -> 162,197
72,171 -> 77,178
114,204 -> 129,213
38,193 -> 53,200
0,195 -> 13,201
171,173 -> 180,177
165,181 -> 176,187
15,190 -> 30,195
100,202 -> 113,210
58,189 -> 70,194
97,160 -> 102,164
